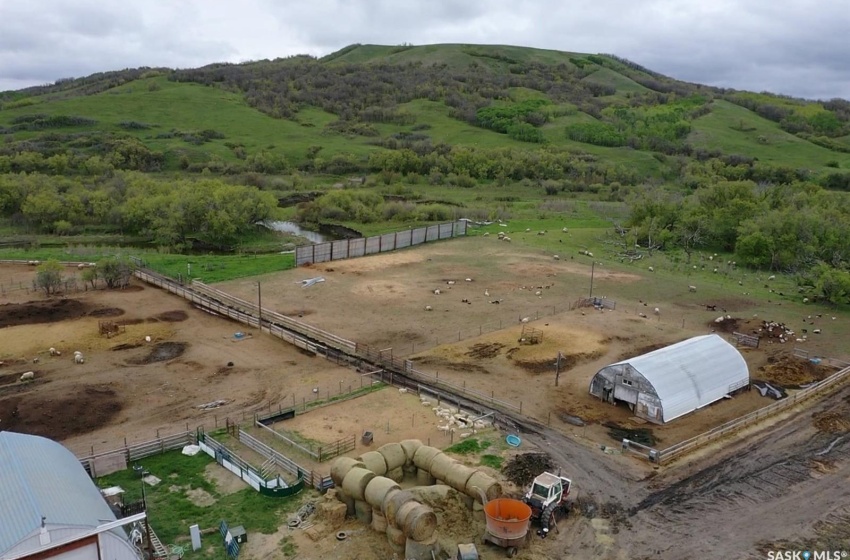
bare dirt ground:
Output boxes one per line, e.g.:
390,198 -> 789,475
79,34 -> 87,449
0,264 -> 358,455
262,389 -> 460,461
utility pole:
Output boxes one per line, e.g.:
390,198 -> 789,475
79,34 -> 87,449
257,281 -> 262,330
589,261 -> 595,298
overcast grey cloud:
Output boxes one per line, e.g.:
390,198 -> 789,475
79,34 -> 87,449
1,0 -> 848,100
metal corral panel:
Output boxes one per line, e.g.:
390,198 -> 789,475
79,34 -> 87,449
425,225 -> 440,241
412,227 -> 426,244
594,334 -> 749,423
0,432 -> 119,556
331,240 -> 349,260
380,233 -> 396,251
349,238 -> 366,258
439,222 -> 453,238
364,236 -> 381,255
396,229 -> 413,249
312,243 -> 332,263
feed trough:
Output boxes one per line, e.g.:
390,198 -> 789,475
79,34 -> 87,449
481,498 -> 531,557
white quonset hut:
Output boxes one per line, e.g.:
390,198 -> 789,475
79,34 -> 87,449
589,334 -> 749,424
0,431 -> 144,560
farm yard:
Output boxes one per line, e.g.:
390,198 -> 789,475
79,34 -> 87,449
217,234 -> 846,449
1,231 -> 849,560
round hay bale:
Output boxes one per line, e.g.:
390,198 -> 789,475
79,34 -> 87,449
337,489 -> 355,516
416,468 -> 437,486
331,457 -> 366,487
377,442 -> 406,471
444,464 -> 476,494
371,507 -> 388,533
428,453 -> 458,482
399,439 -> 423,465
402,503 -> 437,542
395,501 -> 420,532
384,490 -> 415,527
342,467 -> 375,502
412,445 -> 442,471
357,451 -> 388,476
386,525 -> 406,549
387,466 -> 405,483
465,471 -> 503,502
381,488 -> 400,518
364,476 -> 400,509
405,533 -> 440,560
354,499 -> 372,525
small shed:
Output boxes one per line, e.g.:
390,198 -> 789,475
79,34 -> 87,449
589,334 -> 749,424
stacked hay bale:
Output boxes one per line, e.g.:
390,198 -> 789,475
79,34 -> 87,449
364,476 -> 399,533
329,438 -> 503,558
357,450 -> 388,477
413,445 -> 502,503
315,489 -> 348,530
376,442 -> 406,482
330,456 -> 365,516
400,439 -> 422,479
341,467 -> 375,524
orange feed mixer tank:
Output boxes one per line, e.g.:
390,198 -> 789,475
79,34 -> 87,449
483,498 -> 532,540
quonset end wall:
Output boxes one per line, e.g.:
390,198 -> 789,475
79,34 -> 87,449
295,221 -> 467,266
589,364 -> 663,423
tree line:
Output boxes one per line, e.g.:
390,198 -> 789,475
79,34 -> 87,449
0,172 -> 277,250
626,179 -> 850,304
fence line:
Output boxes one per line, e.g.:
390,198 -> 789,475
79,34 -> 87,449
201,431 -> 302,497
76,430 -> 195,478
656,363 -> 850,464
295,221 -> 467,266
253,419 -> 355,463
357,347 -> 523,415
254,421 -> 320,461
134,269 -> 358,359
237,429 -> 333,490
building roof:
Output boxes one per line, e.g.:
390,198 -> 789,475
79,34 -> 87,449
0,431 -> 117,555
611,334 -> 749,422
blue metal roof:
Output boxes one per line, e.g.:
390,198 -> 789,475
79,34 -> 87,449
610,334 -> 749,422
0,431 -> 117,555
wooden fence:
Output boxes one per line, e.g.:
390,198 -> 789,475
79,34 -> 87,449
133,269 -> 357,358
295,221 -> 467,266
655,363 -> 850,464
77,430 -> 195,478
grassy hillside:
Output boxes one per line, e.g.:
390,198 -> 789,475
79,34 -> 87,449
689,100 -> 850,169
2,43 -> 848,178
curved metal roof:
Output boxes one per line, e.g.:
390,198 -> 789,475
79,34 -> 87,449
609,334 -> 749,422
0,431 -> 117,555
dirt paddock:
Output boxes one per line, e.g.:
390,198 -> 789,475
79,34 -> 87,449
0,265 -> 360,455
216,238 -> 843,450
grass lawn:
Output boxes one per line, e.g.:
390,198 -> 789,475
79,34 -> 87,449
97,450 -> 307,560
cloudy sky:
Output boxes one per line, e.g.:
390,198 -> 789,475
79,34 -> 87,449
1,0 -> 848,100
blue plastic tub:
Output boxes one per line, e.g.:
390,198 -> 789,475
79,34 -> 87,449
506,434 -> 522,447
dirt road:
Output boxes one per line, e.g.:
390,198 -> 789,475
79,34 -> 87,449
516,383 -> 850,559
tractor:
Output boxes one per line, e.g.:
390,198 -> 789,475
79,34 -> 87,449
522,471 -> 572,535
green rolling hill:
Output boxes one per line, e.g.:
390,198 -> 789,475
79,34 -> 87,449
1,43 -> 848,177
